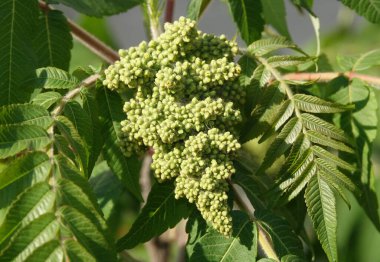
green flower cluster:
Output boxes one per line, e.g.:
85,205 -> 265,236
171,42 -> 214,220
104,17 -> 244,235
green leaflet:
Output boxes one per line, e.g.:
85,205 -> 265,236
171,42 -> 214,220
32,67 -> 80,90
232,164 -> 266,210
0,214 -> 60,262
260,0 -> 291,39
227,0 -> 264,45
258,117 -> 302,173
0,182 -> 55,247
341,0 -> 380,24
23,240 -> 63,262
54,0 -> 143,17
247,37 -> 304,56
116,182 -> 192,250
187,0 -> 212,21
0,125 -> 51,159
306,130 -> 354,153
97,88 -> 143,201
33,10 -> 73,70
81,88 -> 104,175
0,104 -> 53,129
55,116 -> 89,176
293,94 -> 353,113
259,99 -> 294,143
117,182 -> 191,250
31,91 -> 62,109
305,175 -> 338,262
186,211 -> 208,259
301,113 -> 350,143
311,146 -> 356,172
0,152 -> 50,191
190,211 -> 257,262
267,55 -> 311,68
0,0 -> 38,105
63,100 -> 93,175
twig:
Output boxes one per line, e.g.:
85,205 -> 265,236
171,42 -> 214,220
51,74 -> 100,118
38,0 -> 119,63
164,0 -> 175,23
229,181 -> 280,261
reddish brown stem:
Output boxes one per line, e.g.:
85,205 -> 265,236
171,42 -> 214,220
38,0 -> 119,63
164,0 -> 175,23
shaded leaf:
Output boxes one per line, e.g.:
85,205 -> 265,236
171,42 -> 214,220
256,210 -> 304,258
33,10 -> 72,70
55,115 -> 89,174
0,0 -> 38,105
32,67 -> 79,90
227,0 -> 264,45
0,104 -> 53,129
0,125 -> 51,159
97,88 -> 142,201
31,91 -> 62,109
116,182 -> 191,250
0,152 -> 50,191
190,211 -> 257,262
0,182 -> 55,246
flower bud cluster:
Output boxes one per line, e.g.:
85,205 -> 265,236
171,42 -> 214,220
104,17 -> 244,235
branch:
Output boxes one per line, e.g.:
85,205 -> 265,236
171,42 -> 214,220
283,72 -> 380,89
38,0 -> 119,63
164,0 -> 175,23
51,74 -> 100,118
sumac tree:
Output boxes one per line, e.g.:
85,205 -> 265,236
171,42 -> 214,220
0,0 -> 379,261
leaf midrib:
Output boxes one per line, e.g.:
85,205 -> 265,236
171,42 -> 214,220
7,0 -> 16,104
220,219 -> 250,262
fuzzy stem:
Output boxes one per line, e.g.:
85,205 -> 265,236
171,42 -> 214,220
38,0 -> 119,63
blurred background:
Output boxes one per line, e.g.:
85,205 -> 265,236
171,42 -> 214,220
57,0 -> 380,261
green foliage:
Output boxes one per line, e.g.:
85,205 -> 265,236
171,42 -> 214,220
33,10 -> 72,70
117,182 -> 192,250
227,0 -> 264,45
1,1 -> 380,261
0,0 -> 38,105
189,211 -> 258,262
